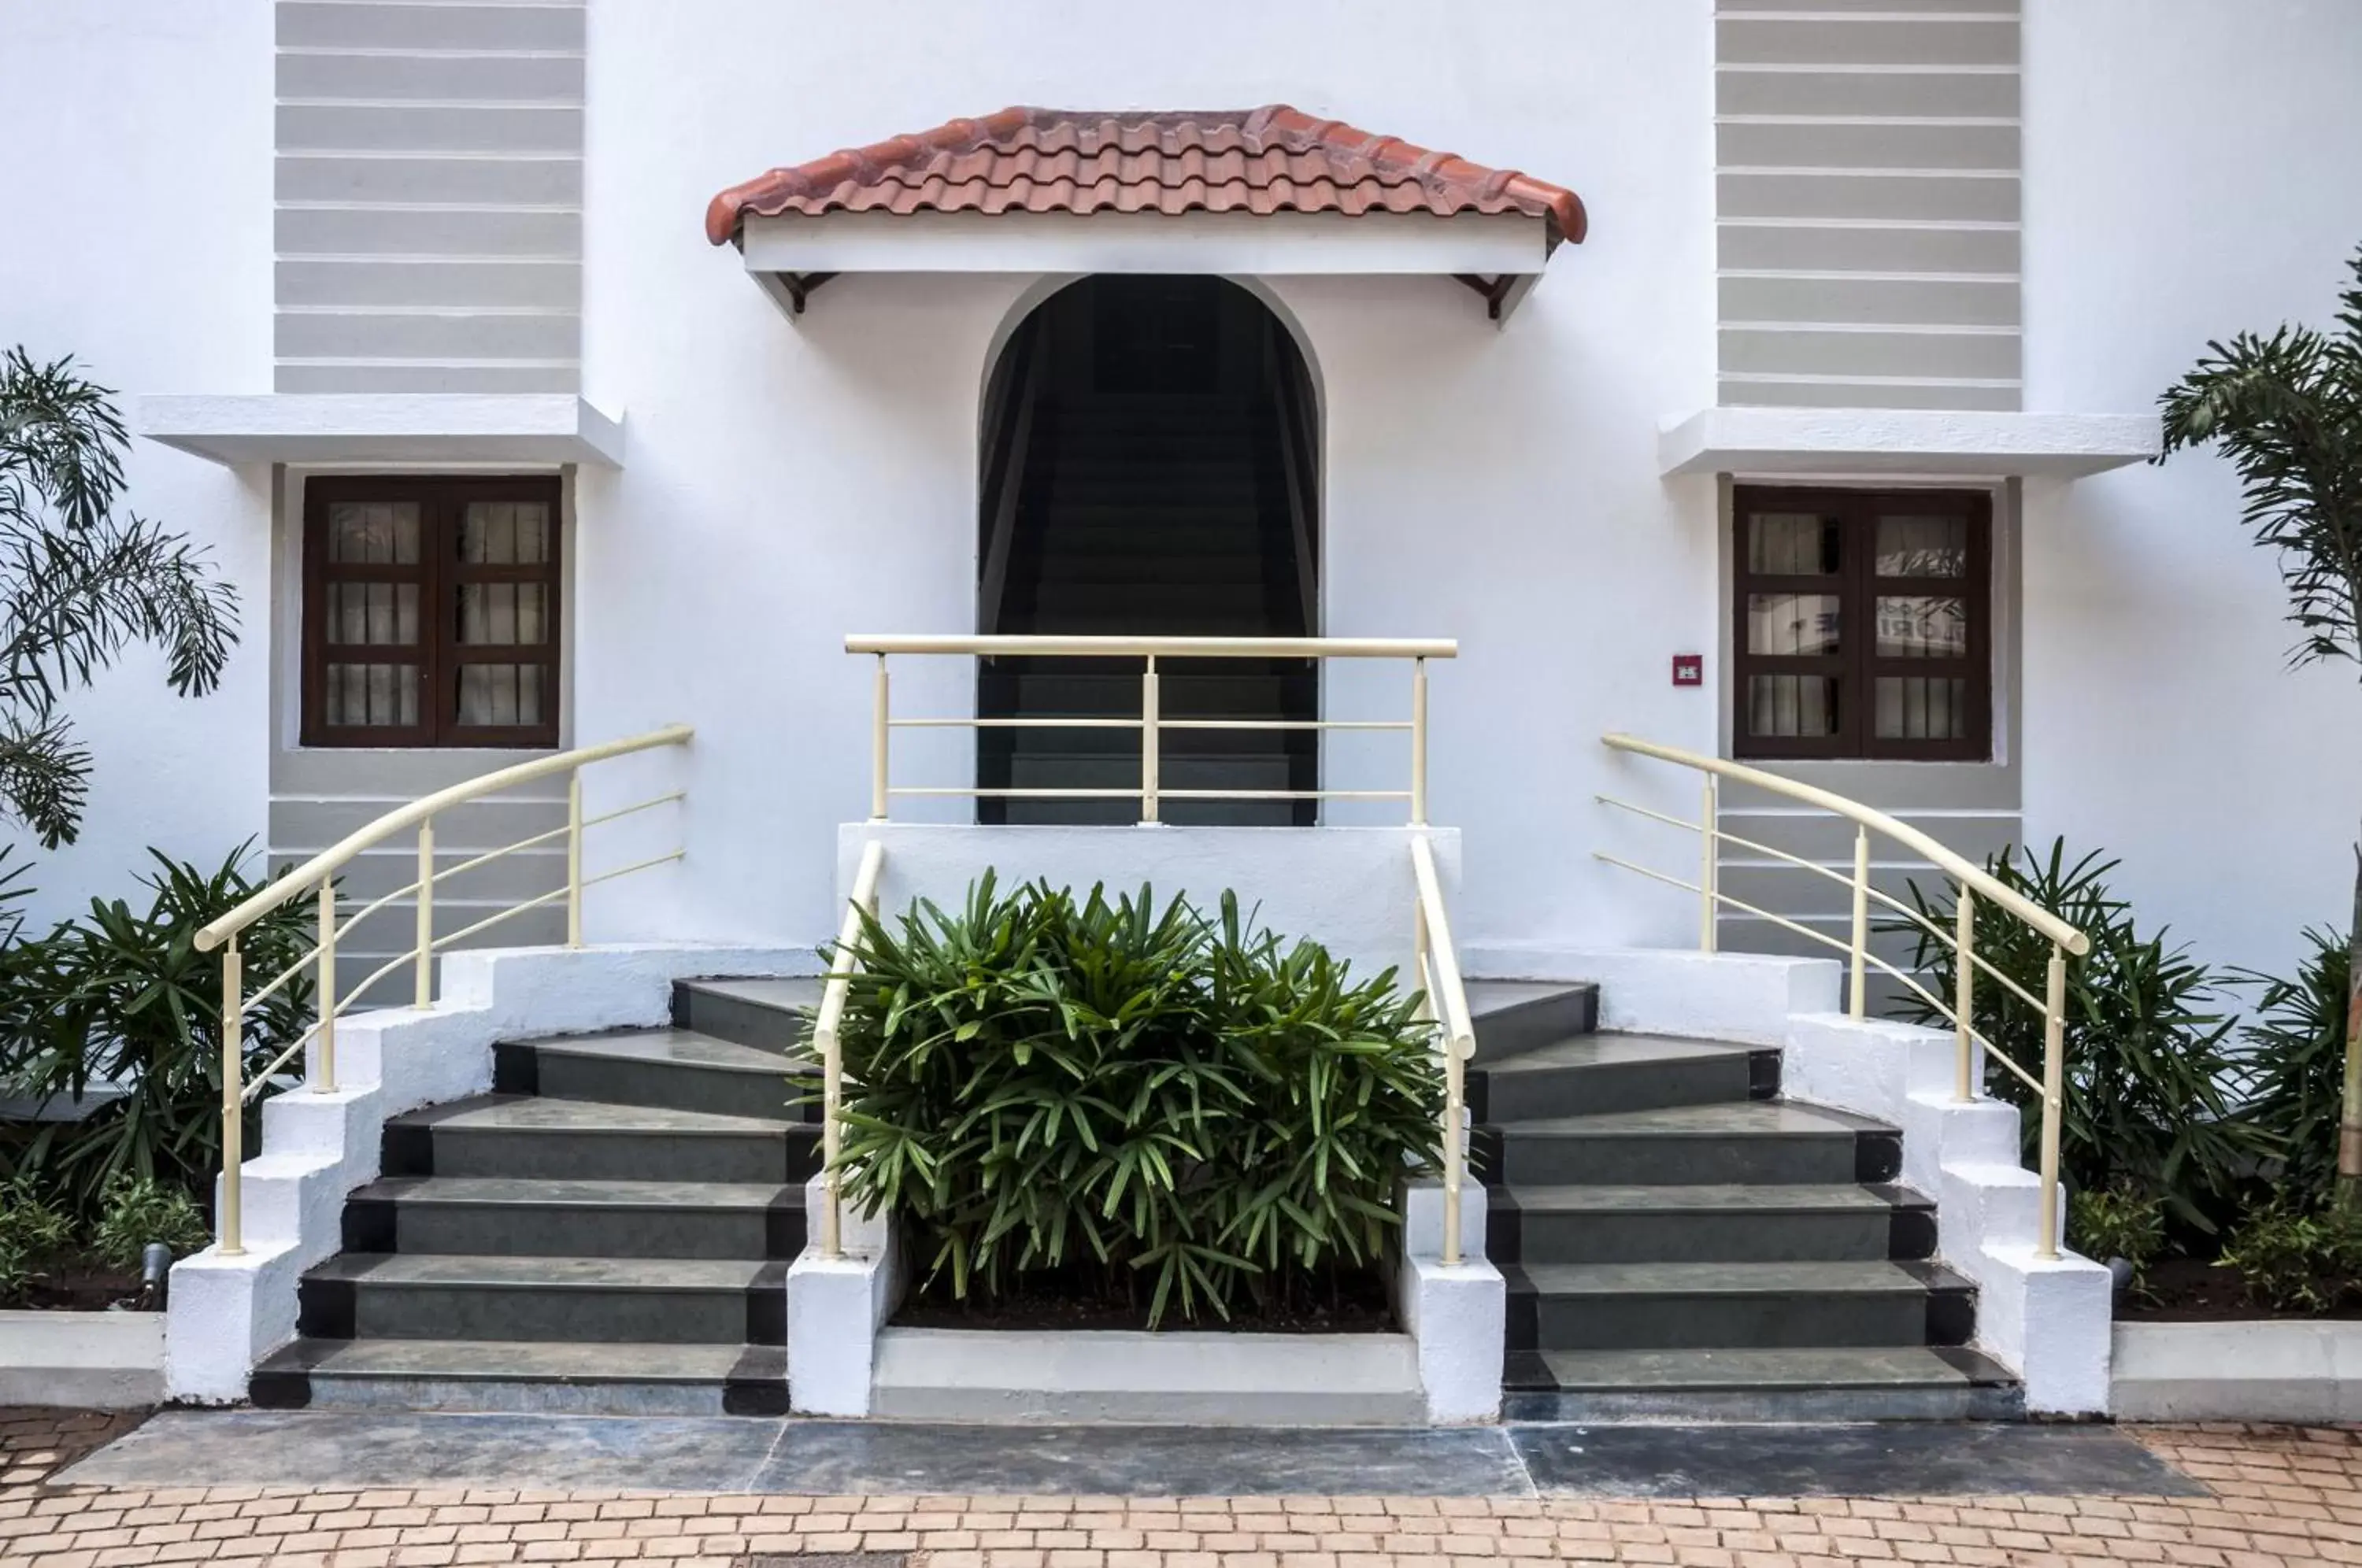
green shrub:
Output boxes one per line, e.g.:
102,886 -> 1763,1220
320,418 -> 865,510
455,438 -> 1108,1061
2069,1183 -> 2167,1279
0,844 -> 314,1222
0,1174 -> 76,1305
89,1172 -> 211,1270
2218,1199 -> 2362,1313
1892,840 -> 2270,1232
827,877 -> 1445,1326
2235,926 -> 2351,1208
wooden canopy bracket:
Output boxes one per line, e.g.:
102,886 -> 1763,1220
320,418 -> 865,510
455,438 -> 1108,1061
1453,272 -> 1542,327
755,270 -> 840,322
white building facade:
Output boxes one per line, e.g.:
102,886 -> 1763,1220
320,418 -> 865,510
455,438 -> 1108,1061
6,0 -> 2361,1421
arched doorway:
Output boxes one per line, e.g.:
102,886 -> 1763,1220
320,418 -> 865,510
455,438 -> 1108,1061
976,276 -> 1320,824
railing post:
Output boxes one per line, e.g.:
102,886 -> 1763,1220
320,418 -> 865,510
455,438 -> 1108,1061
1699,775 -> 1720,953
414,816 -> 435,1009
1410,656 -> 1429,827
1139,655 -> 1160,824
218,936 -> 243,1257
821,1015 -> 843,1259
1849,824 -> 1871,1020
870,654 -> 890,822
315,883 -> 337,1093
1442,1050 -> 1464,1269
2038,943 -> 2068,1259
565,767 -> 584,949
1954,889 -> 1976,1102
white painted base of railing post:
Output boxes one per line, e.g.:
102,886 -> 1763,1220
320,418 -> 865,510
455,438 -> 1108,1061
1395,1252 -> 1505,1425
787,1173 -> 904,1417
1401,1176 -> 1486,1263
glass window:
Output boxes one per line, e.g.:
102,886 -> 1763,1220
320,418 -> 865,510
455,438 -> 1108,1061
1733,488 -> 1989,761
303,477 -> 561,748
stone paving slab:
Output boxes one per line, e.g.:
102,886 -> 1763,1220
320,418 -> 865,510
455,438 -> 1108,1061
54,1411 -> 2187,1500
14,1407 -> 2362,1567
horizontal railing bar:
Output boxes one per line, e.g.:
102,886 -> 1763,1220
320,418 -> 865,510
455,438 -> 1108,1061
428,884 -> 571,952
576,850 -> 687,891
849,634 -> 1458,660
241,942 -> 328,1015
889,787 -> 1143,799
579,792 -> 686,830
1602,734 -> 2088,956
422,794 -> 679,894
1164,719 -> 1413,732
198,724 -> 694,952
891,717 -> 1142,730
1161,789 -> 1412,801
239,1022 -> 322,1105
1596,794 -> 1705,837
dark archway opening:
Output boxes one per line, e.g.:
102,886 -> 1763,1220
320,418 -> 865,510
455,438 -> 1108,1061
976,276 -> 1320,824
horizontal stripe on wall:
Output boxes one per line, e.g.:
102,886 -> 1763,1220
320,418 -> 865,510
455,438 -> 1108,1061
277,258 -> 582,311
1717,376 -> 2018,410
275,205 -> 581,259
1719,120 -> 2020,173
277,49 -> 584,104
275,362 -> 581,395
1718,0 -> 2015,13
276,153 -> 583,206
277,2 -> 584,53
1720,325 -> 2021,380
1719,222 -> 2017,274
1720,274 -> 2019,327
275,309 -> 582,361
1719,170 -> 2020,224
1718,17 -> 2019,68
278,103 -> 583,155
1717,68 -> 2020,119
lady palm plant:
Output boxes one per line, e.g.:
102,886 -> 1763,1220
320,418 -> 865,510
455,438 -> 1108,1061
824,875 -> 1443,1326
2159,243 -> 2362,1205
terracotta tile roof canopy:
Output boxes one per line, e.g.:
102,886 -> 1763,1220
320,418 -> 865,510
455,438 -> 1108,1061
705,105 -> 1586,250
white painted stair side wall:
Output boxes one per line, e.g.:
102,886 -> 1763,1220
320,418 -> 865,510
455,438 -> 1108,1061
1460,944 -> 2113,1415
165,943 -> 817,1403
787,1173 -> 902,1417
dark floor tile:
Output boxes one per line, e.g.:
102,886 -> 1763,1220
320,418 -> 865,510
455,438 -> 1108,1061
1507,1422 -> 2204,1497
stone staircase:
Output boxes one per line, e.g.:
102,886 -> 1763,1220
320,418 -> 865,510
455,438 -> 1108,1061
1468,982 -> 2023,1421
249,979 -> 820,1415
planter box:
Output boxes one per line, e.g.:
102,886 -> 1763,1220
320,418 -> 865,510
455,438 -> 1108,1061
0,1309 -> 165,1408
2114,1319 -> 2362,1421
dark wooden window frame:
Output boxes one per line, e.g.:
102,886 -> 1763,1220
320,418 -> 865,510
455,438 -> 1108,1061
302,475 -> 563,749
1731,486 -> 1992,763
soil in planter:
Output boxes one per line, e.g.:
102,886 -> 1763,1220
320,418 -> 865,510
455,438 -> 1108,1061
894,1263 -> 1399,1334
2116,1256 -> 2362,1322
5,1257 -> 149,1312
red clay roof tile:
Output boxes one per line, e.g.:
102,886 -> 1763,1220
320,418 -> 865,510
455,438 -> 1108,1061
705,105 -> 1586,249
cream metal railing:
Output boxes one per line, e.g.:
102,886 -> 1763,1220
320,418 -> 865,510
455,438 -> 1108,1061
842,634 -> 1457,823
1594,733 -> 2090,1257
192,723 -> 695,1257
811,835 -> 885,1258
1410,832 -> 1476,1267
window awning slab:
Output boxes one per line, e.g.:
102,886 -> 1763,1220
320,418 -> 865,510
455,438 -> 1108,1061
138,394 -> 625,469
1659,406 -> 2160,481
709,105 -> 1585,325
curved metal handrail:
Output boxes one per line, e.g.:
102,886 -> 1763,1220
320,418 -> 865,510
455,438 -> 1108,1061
1602,734 -> 2089,956
196,724 -> 694,952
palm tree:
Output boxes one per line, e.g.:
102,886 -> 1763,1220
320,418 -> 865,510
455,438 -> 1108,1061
0,349 -> 239,849
2159,243 -> 2362,1205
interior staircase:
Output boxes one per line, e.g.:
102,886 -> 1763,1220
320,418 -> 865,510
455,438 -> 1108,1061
979,389 -> 1316,827
1468,982 -> 2023,1421
249,979 -> 820,1415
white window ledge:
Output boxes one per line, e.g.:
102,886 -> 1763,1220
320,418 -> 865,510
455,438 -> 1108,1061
137,394 -> 624,469
1659,406 -> 2160,480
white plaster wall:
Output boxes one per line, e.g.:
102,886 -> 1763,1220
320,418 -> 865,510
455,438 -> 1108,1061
573,0 -> 1719,953
2020,1 -> 2362,983
0,2 -> 272,920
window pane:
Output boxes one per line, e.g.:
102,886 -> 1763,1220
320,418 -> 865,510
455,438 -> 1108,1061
1747,512 -> 1841,575
326,583 -> 418,646
1747,675 -> 1842,738
1875,595 -> 1968,659
326,501 -> 420,564
457,664 -> 543,728
462,501 -> 550,565
1747,593 -> 1842,656
457,583 -> 546,645
324,662 -> 418,727
1875,676 -> 1969,741
1875,514 -> 1968,577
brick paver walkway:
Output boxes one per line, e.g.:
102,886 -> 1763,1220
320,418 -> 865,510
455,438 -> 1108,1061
7,1410 -> 2362,1566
